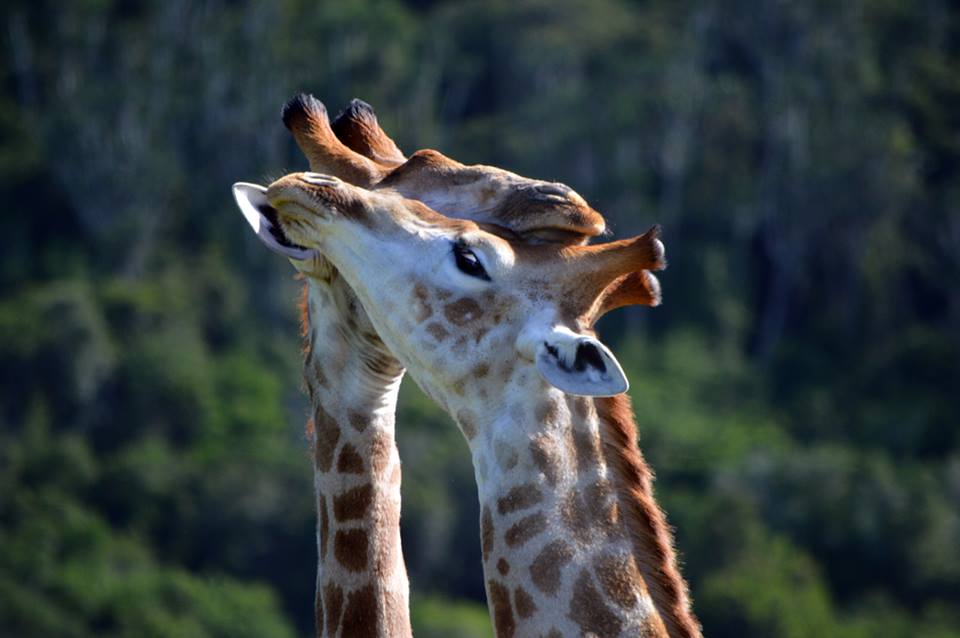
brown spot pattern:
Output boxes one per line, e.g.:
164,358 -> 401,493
315,590 -> 324,636
473,362 -> 490,378
595,552 -> 642,610
497,483 -> 543,515
571,426 -> 601,478
535,399 -> 560,424
573,396 -> 593,421
457,408 -> 477,439
497,558 -> 510,575
333,484 -> 374,521
341,583 -> 379,638
569,569 -> 623,636
323,583 -> 344,636
530,435 -> 562,487
310,359 -> 328,388
514,586 -> 537,619
481,506 -> 495,562
560,491 -> 593,543
314,406 -> 340,472
318,492 -> 329,561
426,322 -> 449,342
585,478 -> 614,511
334,529 -> 368,572
530,539 -> 574,596
348,410 -> 369,432
412,283 -> 433,321
337,443 -> 365,474
488,580 -> 516,638
586,478 -> 620,531
495,440 -> 519,471
505,513 -> 547,547
444,297 -> 483,326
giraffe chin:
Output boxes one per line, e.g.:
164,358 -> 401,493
232,182 -> 316,261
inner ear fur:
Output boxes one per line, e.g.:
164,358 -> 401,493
535,331 -> 629,397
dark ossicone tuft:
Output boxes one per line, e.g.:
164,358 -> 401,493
331,97 -> 406,167
281,93 -> 327,130
333,98 -> 377,127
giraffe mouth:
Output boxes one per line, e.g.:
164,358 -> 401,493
258,200 -> 310,251
232,182 -> 314,260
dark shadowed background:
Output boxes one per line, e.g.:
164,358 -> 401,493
1,1 -> 958,636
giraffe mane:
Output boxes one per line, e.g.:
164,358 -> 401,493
596,394 -> 702,638
298,275 -> 311,341
298,280 -> 318,448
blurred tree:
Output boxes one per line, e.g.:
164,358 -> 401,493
1,0 -> 957,636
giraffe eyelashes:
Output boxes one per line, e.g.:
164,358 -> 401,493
452,241 -> 491,281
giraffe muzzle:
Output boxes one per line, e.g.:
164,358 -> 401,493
232,182 -> 315,260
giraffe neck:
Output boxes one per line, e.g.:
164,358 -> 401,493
302,277 -> 411,638
456,383 -> 697,638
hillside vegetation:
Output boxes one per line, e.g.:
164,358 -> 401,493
1,1 -> 958,636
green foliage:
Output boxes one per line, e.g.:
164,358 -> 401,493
0,412 -> 296,638
1,0 -> 958,636
397,382 -> 486,599
700,531 -> 842,638
410,594 -> 492,638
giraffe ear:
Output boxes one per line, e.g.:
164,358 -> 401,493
533,328 -> 629,397
232,182 -> 316,261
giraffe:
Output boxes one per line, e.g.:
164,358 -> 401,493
234,94 -> 657,636
235,169 -> 702,637
297,259 -> 410,638
234,104 -> 412,637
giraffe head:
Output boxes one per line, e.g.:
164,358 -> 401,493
231,92 -> 639,359
239,172 -> 664,409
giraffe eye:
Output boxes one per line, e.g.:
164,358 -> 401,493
452,241 -> 490,281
